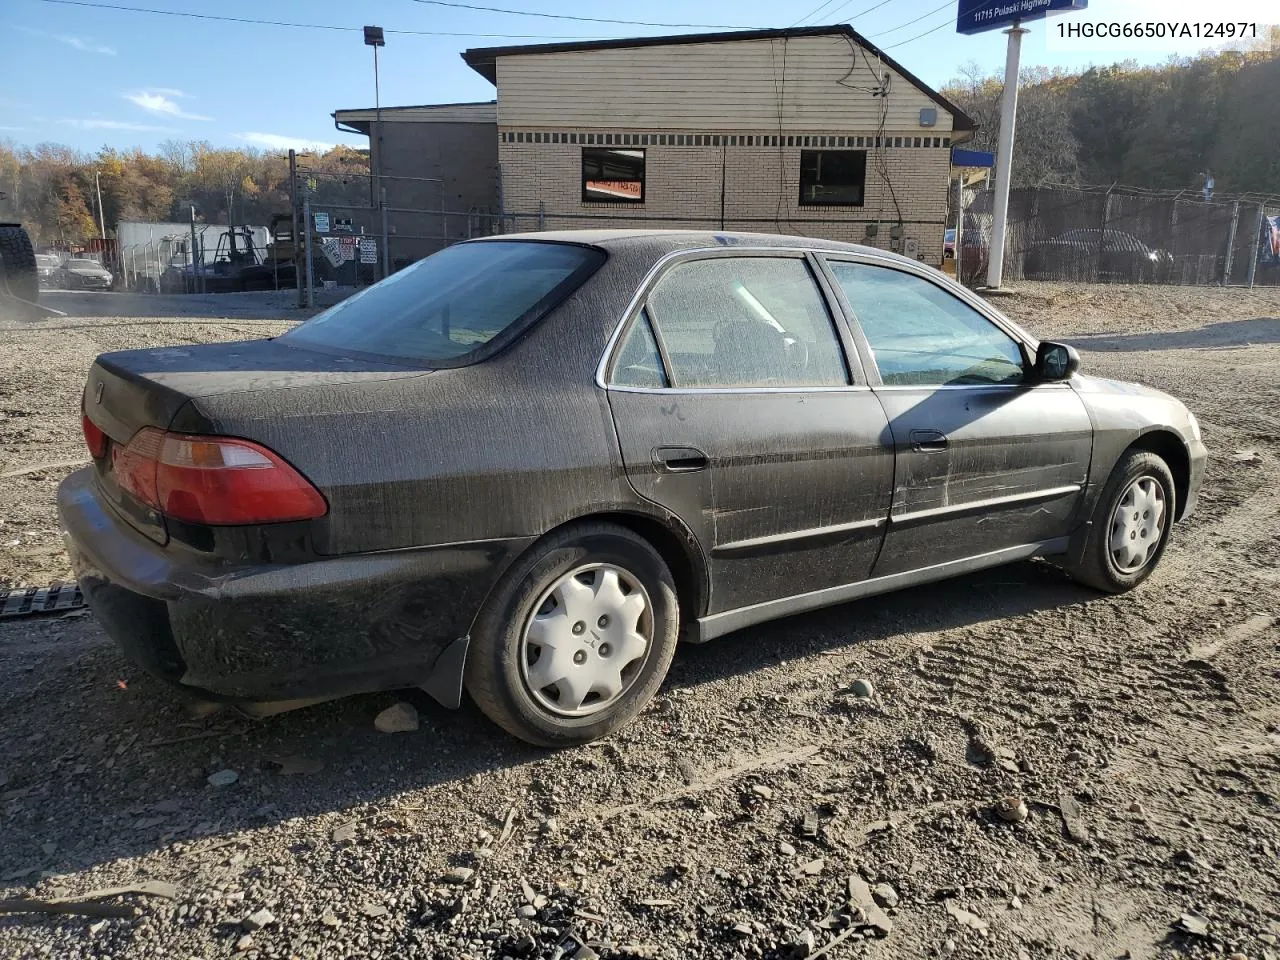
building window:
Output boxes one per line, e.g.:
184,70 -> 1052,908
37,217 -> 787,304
799,150 -> 866,206
582,147 -> 645,203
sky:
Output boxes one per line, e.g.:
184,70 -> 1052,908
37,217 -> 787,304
1,0 -> 1274,155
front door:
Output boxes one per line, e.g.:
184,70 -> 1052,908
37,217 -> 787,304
604,252 -> 895,615
822,257 -> 1094,576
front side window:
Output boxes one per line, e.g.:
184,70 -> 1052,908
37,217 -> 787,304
284,240 -> 603,364
643,257 -> 848,388
799,150 -> 866,206
582,148 -> 645,203
828,261 -> 1025,386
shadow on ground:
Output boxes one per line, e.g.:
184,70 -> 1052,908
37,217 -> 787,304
0,558 -> 1092,882
1071,317 -> 1280,352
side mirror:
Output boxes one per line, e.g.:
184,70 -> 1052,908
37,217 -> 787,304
1035,341 -> 1080,382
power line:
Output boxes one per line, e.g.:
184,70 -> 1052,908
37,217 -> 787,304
820,0 -> 896,25
790,0 -> 843,28
882,16 -> 953,49
871,0 -> 954,38
34,0 -> 604,39
405,0 -> 745,29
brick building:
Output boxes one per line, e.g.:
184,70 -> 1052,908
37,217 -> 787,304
332,101 -> 499,263
462,25 -> 975,266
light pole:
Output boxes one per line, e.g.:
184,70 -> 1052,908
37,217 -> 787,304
985,22 -> 1027,290
364,25 -> 385,210
94,170 -> 107,239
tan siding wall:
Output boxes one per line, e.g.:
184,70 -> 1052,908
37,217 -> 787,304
499,130 -> 949,265
494,36 -> 955,134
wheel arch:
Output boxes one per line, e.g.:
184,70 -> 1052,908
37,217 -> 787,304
1127,429 -> 1191,521
552,508 -> 709,628
467,505 -> 709,637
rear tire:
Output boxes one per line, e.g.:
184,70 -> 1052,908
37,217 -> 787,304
465,523 -> 679,747
1064,450 -> 1175,593
0,225 -> 39,305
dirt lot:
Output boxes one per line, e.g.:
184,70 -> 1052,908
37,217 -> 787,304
1,283 -> 1278,960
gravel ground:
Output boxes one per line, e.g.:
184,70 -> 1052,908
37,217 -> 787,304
1,282 -> 1278,960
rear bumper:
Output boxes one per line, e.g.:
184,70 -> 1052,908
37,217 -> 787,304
58,468 -> 531,705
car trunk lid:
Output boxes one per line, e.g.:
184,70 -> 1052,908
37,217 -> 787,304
82,337 -> 428,543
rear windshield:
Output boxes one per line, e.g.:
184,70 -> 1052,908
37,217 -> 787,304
283,240 -> 604,364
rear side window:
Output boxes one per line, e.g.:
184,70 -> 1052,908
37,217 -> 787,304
284,241 -> 604,364
643,257 -> 848,388
611,309 -> 668,388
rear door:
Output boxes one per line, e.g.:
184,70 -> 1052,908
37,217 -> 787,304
820,256 -> 1093,577
603,250 -> 895,616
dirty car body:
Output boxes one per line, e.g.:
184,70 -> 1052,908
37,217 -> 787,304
59,230 -> 1206,731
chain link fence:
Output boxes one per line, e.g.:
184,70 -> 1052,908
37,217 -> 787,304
955,184 -> 1280,288
104,171 -> 1280,302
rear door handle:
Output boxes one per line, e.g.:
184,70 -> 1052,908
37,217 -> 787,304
910,429 -> 948,452
653,446 -> 708,473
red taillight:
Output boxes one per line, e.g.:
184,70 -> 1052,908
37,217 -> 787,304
113,429 -> 327,525
82,413 -> 107,459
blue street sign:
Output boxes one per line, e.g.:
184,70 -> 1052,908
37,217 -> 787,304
956,0 -> 1087,35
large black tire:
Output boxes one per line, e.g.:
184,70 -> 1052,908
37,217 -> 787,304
1064,450 -> 1176,593
0,224 -> 38,305
464,523 -> 680,747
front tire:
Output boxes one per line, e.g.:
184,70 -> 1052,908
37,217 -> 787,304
465,523 -> 680,747
1064,450 -> 1175,593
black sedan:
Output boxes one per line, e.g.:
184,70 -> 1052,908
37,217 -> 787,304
1023,228 -> 1173,283
57,257 -> 114,290
60,231 -> 1206,746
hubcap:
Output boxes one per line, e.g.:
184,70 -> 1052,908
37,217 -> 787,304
1109,476 -> 1166,574
519,563 -> 652,717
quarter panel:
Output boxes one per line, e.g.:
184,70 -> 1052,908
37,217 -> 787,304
184,248 -> 665,556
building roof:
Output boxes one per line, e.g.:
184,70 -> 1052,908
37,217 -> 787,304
462,25 -> 975,132
332,101 -> 496,134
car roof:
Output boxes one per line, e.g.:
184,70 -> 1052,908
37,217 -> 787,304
476,228 -> 923,267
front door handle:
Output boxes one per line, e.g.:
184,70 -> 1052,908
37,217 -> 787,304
653,446 -> 708,473
910,429 -> 948,452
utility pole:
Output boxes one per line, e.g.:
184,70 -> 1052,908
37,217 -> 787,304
289,149 -> 303,307
985,21 -> 1027,290
380,186 -> 390,279
303,197 -> 315,310
94,171 -> 107,239
188,204 -> 200,295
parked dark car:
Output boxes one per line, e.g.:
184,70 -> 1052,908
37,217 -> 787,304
1023,228 -> 1173,283
59,231 -> 1206,746
58,257 -> 114,290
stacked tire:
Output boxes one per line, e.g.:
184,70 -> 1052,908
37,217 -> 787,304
0,223 -> 39,308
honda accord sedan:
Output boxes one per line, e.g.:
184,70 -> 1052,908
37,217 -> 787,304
59,231 -> 1206,746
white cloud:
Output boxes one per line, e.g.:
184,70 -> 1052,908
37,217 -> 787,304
124,90 -> 212,122
234,132 -> 337,152
16,26 -> 116,55
59,118 -> 173,132
0,125 -> 26,132
57,34 -> 117,56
